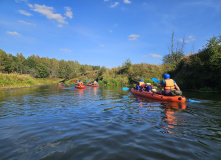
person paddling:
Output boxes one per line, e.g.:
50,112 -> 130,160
78,80 -> 83,86
160,73 -> 181,95
93,80 -> 98,85
136,79 -> 145,90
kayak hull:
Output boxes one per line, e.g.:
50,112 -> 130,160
58,83 -> 64,86
131,88 -> 186,102
75,85 -> 86,89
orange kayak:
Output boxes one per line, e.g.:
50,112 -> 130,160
75,85 -> 86,89
131,88 -> 186,102
58,83 -> 65,86
92,85 -> 99,87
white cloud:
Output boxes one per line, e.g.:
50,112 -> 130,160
28,4 -> 33,8
60,49 -> 72,53
184,35 -> 196,43
19,10 -> 32,16
18,20 -> 36,26
65,7 -> 73,19
150,53 -> 162,58
57,24 -> 63,27
123,0 -> 131,4
7,31 -> 21,36
128,34 -> 140,40
110,2 -> 119,8
99,44 -> 105,47
141,55 -> 148,57
188,35 -> 196,41
29,4 -> 67,24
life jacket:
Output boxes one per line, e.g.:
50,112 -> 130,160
94,81 -> 97,84
164,79 -> 175,91
78,82 -> 83,86
139,81 -> 144,86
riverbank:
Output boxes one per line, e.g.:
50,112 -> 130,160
0,73 -> 60,90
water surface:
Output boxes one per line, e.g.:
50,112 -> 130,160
0,85 -> 220,159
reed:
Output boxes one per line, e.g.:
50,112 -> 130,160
0,73 -> 59,89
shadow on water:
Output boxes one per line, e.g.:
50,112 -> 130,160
0,85 -> 220,159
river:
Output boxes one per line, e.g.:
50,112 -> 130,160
0,85 -> 220,160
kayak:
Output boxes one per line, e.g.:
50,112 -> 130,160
92,85 -> 99,87
131,88 -> 186,102
87,84 -> 92,86
75,85 -> 86,89
58,83 -> 64,86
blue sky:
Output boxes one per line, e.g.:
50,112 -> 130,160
0,0 -> 221,68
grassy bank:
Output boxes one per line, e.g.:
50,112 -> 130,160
0,73 -> 60,90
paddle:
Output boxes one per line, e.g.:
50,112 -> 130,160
188,99 -> 200,103
71,84 -> 77,86
122,87 -> 129,91
152,78 -> 161,84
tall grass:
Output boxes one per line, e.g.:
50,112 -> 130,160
0,73 -> 59,89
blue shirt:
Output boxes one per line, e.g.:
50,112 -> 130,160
146,86 -> 152,91
161,79 -> 176,87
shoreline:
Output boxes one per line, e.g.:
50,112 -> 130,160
0,84 -> 50,91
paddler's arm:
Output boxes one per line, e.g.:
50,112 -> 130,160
175,83 -> 180,90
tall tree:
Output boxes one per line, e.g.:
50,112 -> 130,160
163,30 -> 185,64
36,63 -> 50,78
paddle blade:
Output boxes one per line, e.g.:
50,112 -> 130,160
86,81 -> 89,82
189,99 -> 200,103
122,87 -> 129,91
71,84 -> 76,86
73,80 -> 76,82
152,78 -> 161,84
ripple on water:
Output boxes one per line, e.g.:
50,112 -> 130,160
0,86 -> 221,159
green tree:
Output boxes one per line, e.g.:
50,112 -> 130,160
118,58 -> 132,74
97,66 -> 106,81
36,63 -> 50,78
58,60 -> 66,78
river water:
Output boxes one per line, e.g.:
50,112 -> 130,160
0,85 -> 220,160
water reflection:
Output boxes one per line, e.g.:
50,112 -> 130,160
93,87 -> 98,96
134,95 -> 187,134
162,102 -> 186,134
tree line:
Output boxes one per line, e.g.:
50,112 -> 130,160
0,50 -> 101,79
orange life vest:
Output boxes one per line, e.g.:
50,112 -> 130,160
139,82 -> 144,86
164,79 -> 175,91
78,82 -> 83,86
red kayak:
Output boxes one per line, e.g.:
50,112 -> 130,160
131,88 -> 186,102
75,85 -> 86,89
92,85 -> 99,87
